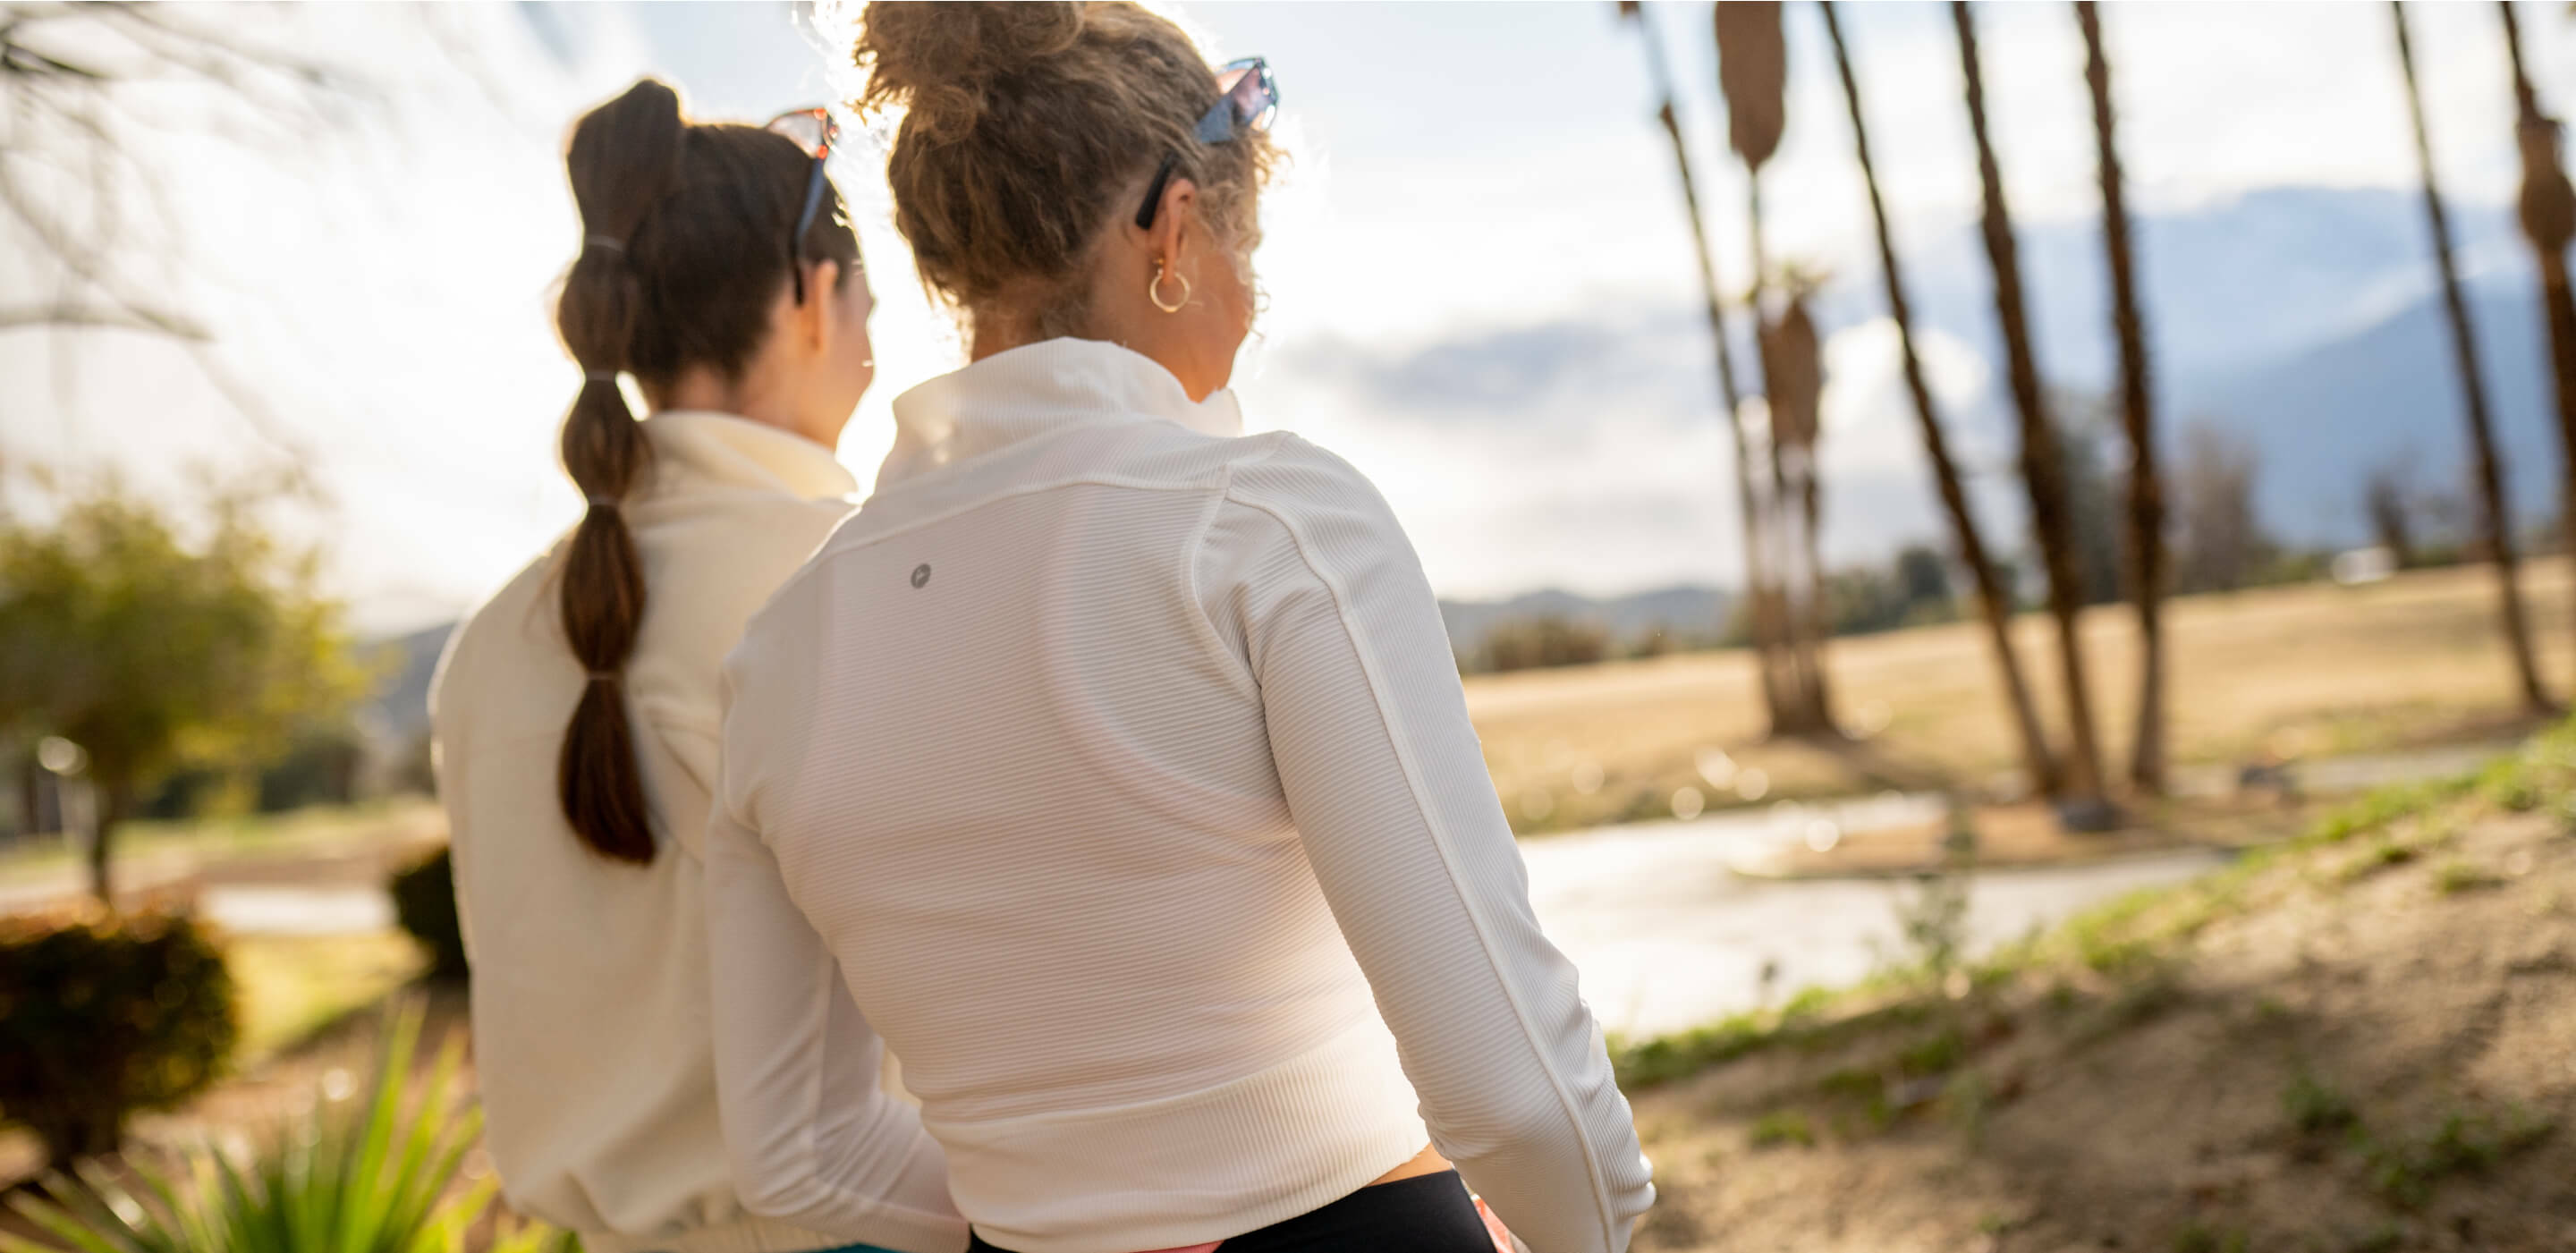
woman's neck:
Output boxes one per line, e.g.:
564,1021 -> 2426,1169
652,370 -> 839,449
970,313 -> 1214,402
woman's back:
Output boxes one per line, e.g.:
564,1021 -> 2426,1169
437,415 -> 940,1251
712,340 -> 1649,1253
432,76 -> 966,1253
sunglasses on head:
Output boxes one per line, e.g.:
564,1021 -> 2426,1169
767,106 -> 840,304
1134,56 -> 1279,231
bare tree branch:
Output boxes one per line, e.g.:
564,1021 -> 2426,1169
0,301 -> 207,336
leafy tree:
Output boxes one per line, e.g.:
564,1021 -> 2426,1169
0,472 -> 370,901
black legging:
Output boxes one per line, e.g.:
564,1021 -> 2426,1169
965,1171 -> 1496,1253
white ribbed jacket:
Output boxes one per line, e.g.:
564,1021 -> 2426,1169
433,413 -> 968,1253
708,339 -> 1653,1253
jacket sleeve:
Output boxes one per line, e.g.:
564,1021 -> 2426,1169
1208,442 -> 1655,1253
701,697 -> 970,1253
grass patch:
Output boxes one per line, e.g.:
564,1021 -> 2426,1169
2360,1105 -> 2557,1208
1747,1109 -> 1814,1149
1895,1028 -> 1965,1078
2342,838 -> 2419,883
2172,1222 -> 2250,1253
2282,1071 -> 2357,1135
227,930 -> 424,1063
0,798 -> 442,888
2433,859 -> 2504,894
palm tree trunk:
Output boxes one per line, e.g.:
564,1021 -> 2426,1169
1822,1 -> 2057,797
2497,1 -> 2576,665
1717,0 -> 1825,733
1746,179 -> 1815,730
2074,2 -> 2169,794
2394,1 -> 2552,713
1800,449 -> 1832,721
1952,0 -> 2109,811
1623,5 -> 1789,732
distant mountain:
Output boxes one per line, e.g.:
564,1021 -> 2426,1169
1436,585 -> 1733,656
2171,285 -> 2556,548
1824,186 -> 2554,554
1849,185 -> 2522,394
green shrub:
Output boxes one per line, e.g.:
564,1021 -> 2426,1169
3,1001 -> 577,1253
388,847 -> 467,981
0,904 -> 237,1168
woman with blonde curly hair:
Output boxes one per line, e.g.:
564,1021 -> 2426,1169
704,6 -> 1654,1251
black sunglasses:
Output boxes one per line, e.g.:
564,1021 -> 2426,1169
767,106 -> 840,304
1134,56 -> 1279,231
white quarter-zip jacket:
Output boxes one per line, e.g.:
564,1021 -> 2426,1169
707,340 -> 1654,1253
432,412 -> 969,1253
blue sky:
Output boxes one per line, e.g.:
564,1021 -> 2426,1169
2,2 -> 2568,631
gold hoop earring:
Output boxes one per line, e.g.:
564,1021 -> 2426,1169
1150,258 -> 1190,314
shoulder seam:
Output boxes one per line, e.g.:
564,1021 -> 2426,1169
1182,464 -> 1260,701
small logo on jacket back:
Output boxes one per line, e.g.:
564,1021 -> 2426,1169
910,563 -> 932,588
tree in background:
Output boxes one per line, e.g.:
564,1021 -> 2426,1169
1759,277 -> 1838,727
2075,1 -> 2170,794
0,472 -> 371,901
1715,0 -> 1833,734
1476,615 -> 1613,674
1952,0 -> 2111,819
2055,406 -> 2128,607
2496,2 -> 2576,653
1819,0 -> 2056,797
2391,1 -> 2551,713
2169,424 -> 2273,596
0,4 -> 370,462
1616,1 -> 1792,735
2364,462 -> 2419,568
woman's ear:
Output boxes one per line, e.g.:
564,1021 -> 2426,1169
801,259 -> 843,350
1144,178 -> 1196,271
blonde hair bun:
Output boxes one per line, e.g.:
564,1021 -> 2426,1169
857,2 -> 1085,140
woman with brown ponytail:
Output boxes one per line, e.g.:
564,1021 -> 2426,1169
429,80 -> 966,1253
704,6 -> 1653,1253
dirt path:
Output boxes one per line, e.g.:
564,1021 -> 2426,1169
1626,776 -> 2576,1251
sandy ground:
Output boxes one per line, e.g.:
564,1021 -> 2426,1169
1628,793 -> 2576,1251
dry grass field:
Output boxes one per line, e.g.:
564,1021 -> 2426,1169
1467,559 -> 2576,834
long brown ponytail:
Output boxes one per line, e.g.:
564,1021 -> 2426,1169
547,80 -> 862,863
554,80 -> 682,863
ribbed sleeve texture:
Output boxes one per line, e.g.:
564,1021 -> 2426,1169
709,340 -> 1653,1253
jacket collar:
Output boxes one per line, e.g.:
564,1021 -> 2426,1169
877,338 -> 1244,491
645,411 -> 858,501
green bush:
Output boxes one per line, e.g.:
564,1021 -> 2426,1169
3,1001 -> 579,1253
389,847 -> 467,981
0,904 -> 238,1168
